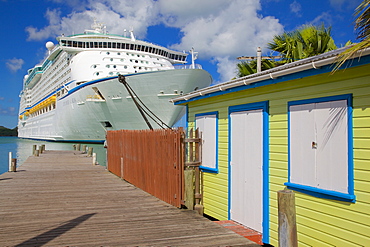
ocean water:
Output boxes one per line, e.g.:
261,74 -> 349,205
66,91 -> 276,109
0,137 -> 106,175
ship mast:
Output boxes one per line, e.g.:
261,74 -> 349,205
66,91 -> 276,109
189,47 -> 198,69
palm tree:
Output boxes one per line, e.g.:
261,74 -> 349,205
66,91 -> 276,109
268,24 -> 337,63
236,59 -> 277,77
334,0 -> 370,71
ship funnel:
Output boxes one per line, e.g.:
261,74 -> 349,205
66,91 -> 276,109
130,27 -> 136,41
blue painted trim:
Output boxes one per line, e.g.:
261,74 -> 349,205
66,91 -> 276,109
287,94 -> 352,107
229,101 -> 268,113
60,76 -> 118,100
174,55 -> 370,106
284,182 -> 356,203
185,105 -> 189,130
195,111 -> 219,173
287,94 -> 355,202
228,101 -> 270,244
262,101 -> 270,244
347,95 -> 354,196
200,166 -> 218,173
60,72 -> 159,100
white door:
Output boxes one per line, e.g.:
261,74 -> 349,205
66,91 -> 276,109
230,109 -> 263,232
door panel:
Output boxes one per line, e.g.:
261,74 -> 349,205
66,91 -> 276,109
230,109 -> 263,232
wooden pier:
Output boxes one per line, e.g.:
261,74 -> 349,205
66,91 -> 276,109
0,150 -> 259,246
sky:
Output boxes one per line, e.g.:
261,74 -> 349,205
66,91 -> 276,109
0,0 -> 362,128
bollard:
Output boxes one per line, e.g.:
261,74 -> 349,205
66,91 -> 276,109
184,168 -> 195,210
34,149 -> 40,157
194,166 -> 204,215
39,145 -> 43,154
8,152 -> 12,172
32,145 -> 37,155
76,143 -> 81,151
82,145 -> 87,153
72,144 -> 76,150
87,147 -> 93,157
92,153 -> 97,165
278,190 -> 298,247
41,144 -> 45,152
10,158 -> 17,172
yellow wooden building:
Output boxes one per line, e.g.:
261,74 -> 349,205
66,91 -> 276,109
172,47 -> 370,246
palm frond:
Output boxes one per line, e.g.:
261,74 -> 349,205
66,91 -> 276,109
332,38 -> 370,73
355,0 -> 370,41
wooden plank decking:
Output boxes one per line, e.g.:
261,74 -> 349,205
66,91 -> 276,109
0,150 -> 259,246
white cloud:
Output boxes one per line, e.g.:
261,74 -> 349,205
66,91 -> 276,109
6,58 -> 24,73
290,1 -> 302,17
329,0 -> 360,11
0,105 -> 17,116
168,0 -> 283,81
310,11 -> 334,26
212,56 -> 240,82
26,8 -> 63,41
25,0 -> 284,82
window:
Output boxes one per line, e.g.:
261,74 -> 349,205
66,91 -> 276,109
195,112 -> 218,173
285,94 -> 355,202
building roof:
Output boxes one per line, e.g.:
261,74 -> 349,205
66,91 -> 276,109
171,46 -> 370,104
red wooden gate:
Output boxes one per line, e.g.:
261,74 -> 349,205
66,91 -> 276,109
106,128 -> 184,207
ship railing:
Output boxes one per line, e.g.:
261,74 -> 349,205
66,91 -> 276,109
159,64 -> 203,70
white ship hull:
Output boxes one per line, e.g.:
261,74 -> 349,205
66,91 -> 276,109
18,69 -> 211,142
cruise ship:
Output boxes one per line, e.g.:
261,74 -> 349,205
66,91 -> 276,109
18,21 -> 212,142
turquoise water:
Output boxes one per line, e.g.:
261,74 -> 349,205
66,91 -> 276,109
0,137 -> 106,175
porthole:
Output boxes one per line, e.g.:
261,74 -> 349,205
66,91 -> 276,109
106,65 -> 110,68
110,58 -> 113,62
113,65 -> 116,68
109,72 -> 113,75
96,72 -> 100,76
124,65 -> 127,69
117,52 -> 121,55
135,60 -> 138,63
137,54 -> 140,57
106,52 -> 110,55
93,65 -> 97,68
120,59 -> 124,62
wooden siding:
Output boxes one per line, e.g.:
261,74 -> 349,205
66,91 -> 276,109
186,64 -> 370,246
